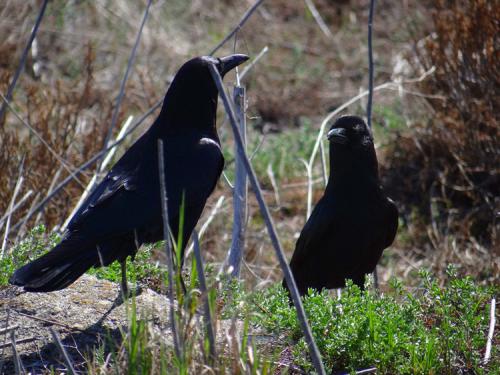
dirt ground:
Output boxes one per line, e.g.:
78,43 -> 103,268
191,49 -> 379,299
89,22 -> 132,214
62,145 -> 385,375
0,275 -> 173,373
0,275 -> 278,374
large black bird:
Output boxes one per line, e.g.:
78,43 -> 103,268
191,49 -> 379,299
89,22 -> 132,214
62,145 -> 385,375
284,115 -> 398,296
10,54 -> 248,294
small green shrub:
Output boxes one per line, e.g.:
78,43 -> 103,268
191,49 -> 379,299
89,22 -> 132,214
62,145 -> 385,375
246,269 -> 497,374
87,243 -> 163,288
0,225 -> 60,285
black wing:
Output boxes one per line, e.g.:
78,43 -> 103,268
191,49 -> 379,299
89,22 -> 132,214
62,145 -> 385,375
67,132 -> 223,243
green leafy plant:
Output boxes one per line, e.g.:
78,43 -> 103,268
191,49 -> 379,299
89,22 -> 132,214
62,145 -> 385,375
0,225 -> 60,285
245,271 -> 497,374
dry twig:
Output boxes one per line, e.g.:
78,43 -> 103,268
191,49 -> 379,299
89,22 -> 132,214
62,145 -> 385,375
0,0 -> 49,124
100,0 -> 153,169
10,330 -> 24,375
192,230 -> 216,363
484,297 -> 496,364
49,328 -> 76,375
157,139 -> 182,360
209,0 -> 265,56
209,63 -> 326,375
227,86 -> 248,277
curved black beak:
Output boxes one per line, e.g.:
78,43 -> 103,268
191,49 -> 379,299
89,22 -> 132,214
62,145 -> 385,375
327,128 -> 348,144
218,54 -> 249,76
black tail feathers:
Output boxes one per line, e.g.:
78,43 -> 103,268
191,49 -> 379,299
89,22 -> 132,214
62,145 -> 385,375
9,240 -> 101,292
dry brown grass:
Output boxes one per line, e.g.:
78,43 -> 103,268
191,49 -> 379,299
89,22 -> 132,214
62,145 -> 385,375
1,46 -> 102,228
0,2 -> 164,241
381,0 -> 499,282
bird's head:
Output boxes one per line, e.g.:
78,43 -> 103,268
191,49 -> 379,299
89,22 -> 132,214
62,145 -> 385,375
326,115 -> 378,179
159,54 -> 249,133
327,115 -> 373,147
177,54 -> 250,82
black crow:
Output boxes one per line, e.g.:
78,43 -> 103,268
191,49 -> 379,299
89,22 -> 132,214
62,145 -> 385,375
284,115 -> 398,296
10,54 -> 249,295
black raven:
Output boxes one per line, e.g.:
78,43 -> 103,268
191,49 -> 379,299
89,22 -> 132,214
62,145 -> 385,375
284,115 -> 398,296
10,54 -> 249,294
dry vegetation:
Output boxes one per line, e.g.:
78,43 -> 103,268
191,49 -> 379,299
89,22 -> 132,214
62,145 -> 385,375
380,0 -> 499,283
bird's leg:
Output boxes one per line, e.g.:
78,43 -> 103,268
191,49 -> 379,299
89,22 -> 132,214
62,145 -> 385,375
120,259 -> 129,298
353,274 -> 366,291
372,267 -> 379,290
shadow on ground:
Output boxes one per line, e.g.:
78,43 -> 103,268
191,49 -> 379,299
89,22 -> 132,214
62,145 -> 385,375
0,276 -> 169,373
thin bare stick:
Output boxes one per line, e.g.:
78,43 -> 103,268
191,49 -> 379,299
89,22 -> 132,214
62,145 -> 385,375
209,0 -> 265,56
191,230 -> 216,363
10,99 -> 162,233
0,0 -> 49,124
0,337 -> 35,350
239,46 -> 269,80
184,195 -> 225,259
367,0 -> 378,287
304,0 -> 333,38
222,171 -> 234,189
0,325 -> 19,335
300,159 -> 313,219
209,64 -> 326,375
10,330 -> 24,375
0,312 -> 10,374
34,166 -> 63,227
101,115 -> 135,172
61,115 -> 134,231
157,139 -> 182,360
267,164 -> 281,207
367,0 -> 376,129
484,297 -> 496,364
249,133 -> 266,161
45,166 -> 63,199
99,0 -> 153,169
0,190 -> 33,228
319,139 -> 328,187
227,86 -> 248,277
49,328 -> 76,375
11,309 -> 89,333
355,367 -> 377,374
1,172 -> 24,258
15,192 -> 40,242
302,0 -> 348,62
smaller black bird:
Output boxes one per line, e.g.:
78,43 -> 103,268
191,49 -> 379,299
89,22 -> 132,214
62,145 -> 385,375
284,115 -> 398,296
9,54 -> 249,296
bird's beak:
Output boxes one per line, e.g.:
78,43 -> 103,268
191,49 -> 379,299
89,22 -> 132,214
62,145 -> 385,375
327,128 -> 348,144
218,54 -> 249,76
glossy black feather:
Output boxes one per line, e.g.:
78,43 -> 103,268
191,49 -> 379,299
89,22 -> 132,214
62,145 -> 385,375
284,115 -> 398,296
